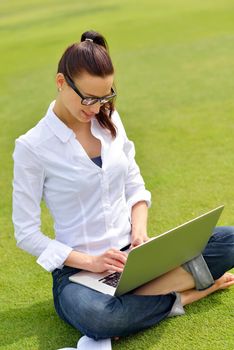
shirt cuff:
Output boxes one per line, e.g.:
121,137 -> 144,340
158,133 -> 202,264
37,240 -> 73,272
127,189 -> 151,213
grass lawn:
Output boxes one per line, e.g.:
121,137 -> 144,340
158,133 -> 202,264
0,0 -> 234,349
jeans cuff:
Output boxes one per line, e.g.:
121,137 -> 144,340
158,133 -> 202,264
167,292 -> 185,318
182,254 -> 214,291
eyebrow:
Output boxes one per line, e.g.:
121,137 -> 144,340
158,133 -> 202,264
82,90 -> 112,98
82,92 -> 99,98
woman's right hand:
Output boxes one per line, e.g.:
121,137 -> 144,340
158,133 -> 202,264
91,248 -> 127,273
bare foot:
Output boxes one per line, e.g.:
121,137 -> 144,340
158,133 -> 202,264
181,272 -> 234,306
214,272 -> 234,290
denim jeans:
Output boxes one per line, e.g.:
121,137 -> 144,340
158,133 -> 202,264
52,226 -> 234,340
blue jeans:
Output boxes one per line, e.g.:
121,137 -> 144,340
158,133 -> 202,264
52,226 -> 234,340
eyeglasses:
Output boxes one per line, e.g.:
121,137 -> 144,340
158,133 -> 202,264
65,75 -> 116,106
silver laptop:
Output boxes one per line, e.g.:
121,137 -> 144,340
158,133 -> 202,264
69,206 -> 224,296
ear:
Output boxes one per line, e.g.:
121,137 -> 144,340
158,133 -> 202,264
55,73 -> 66,90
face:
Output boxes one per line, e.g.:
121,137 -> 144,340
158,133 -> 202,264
56,71 -> 114,125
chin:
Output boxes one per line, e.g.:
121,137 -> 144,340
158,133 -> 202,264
79,110 -> 95,122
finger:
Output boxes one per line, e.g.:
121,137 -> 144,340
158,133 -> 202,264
105,262 -> 124,273
133,239 -> 142,245
109,248 -> 128,257
105,257 -> 125,269
130,240 -> 143,249
106,251 -> 127,264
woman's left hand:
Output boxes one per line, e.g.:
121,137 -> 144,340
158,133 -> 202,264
130,232 -> 150,249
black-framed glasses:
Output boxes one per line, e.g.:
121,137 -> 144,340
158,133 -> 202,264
65,75 -> 116,106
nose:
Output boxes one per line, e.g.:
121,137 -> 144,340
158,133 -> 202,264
89,101 -> 101,114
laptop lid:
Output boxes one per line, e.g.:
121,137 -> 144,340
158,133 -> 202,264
115,205 -> 224,296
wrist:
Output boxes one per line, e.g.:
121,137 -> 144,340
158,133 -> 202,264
64,250 -> 95,272
85,254 -> 95,272
131,226 -> 148,237
131,230 -> 149,248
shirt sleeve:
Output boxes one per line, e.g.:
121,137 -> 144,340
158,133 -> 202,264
112,111 -> 151,213
12,139 -> 73,272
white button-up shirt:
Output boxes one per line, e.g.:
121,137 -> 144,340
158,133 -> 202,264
12,102 -> 151,272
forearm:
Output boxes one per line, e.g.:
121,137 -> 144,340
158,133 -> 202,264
64,250 -> 93,271
64,248 -> 127,273
130,201 -> 149,247
131,200 -> 148,235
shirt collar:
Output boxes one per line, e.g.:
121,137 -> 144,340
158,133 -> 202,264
44,100 -> 111,144
45,101 -> 74,143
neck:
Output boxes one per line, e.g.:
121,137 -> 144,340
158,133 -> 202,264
53,98 -> 90,133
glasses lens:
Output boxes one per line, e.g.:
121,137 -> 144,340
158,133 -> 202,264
100,98 -> 108,104
82,93 -> 116,106
82,98 -> 98,106
100,96 -> 115,105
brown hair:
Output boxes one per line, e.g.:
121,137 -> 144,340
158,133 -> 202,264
57,30 -> 117,137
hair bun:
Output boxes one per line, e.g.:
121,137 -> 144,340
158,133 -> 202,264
81,30 -> 108,50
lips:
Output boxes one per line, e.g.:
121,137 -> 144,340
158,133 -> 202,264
82,110 -> 95,118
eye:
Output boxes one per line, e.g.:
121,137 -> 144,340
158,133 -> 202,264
83,97 -> 97,105
85,98 -> 94,102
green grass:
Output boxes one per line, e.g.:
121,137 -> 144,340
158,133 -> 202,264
1,0 -> 234,349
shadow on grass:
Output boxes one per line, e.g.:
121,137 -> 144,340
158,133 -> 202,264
184,288 -> 233,316
1,290 -> 232,350
0,298 -> 172,350
114,290 -> 232,349
0,299 -> 80,349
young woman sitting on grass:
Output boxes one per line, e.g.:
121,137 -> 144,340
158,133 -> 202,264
12,30 -> 234,349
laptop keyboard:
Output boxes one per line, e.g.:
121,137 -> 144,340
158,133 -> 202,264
99,272 -> 121,288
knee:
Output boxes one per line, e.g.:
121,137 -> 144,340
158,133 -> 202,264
212,227 -> 234,271
213,226 -> 234,244
225,236 -> 234,266
221,228 -> 234,259
213,226 -> 234,246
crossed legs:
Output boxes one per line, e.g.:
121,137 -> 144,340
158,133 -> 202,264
134,226 -> 234,306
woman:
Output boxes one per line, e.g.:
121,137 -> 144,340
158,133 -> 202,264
12,30 -> 234,349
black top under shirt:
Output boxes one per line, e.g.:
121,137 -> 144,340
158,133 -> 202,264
91,155 -> 102,168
